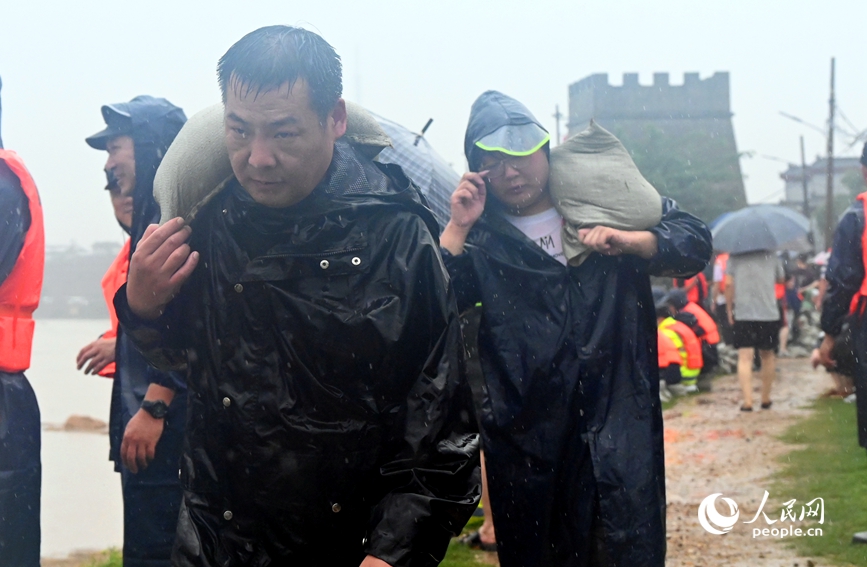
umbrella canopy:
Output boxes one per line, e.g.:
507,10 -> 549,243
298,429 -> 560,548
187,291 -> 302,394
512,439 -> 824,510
711,204 -> 811,255
371,113 -> 459,228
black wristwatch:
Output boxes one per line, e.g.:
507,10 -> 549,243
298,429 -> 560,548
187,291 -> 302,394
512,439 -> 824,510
141,399 -> 169,419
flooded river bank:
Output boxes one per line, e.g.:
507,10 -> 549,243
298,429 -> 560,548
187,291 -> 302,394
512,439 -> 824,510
29,319 -> 123,557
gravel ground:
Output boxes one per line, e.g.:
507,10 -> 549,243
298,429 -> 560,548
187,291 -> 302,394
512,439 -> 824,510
665,357 -> 850,567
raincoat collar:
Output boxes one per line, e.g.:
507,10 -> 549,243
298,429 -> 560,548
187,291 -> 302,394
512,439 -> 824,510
224,140 -> 440,238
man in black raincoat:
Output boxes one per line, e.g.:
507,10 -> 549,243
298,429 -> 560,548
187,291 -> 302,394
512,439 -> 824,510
85,96 -> 188,567
114,26 -> 479,567
440,91 -> 712,567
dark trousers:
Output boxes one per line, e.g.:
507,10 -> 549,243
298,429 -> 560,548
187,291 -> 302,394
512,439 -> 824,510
0,372 -> 41,567
119,414 -> 184,567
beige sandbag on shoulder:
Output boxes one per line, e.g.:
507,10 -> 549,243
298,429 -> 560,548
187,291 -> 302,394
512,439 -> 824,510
154,100 -> 392,224
549,120 -> 662,266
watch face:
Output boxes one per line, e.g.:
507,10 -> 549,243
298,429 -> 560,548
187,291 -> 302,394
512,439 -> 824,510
142,400 -> 169,419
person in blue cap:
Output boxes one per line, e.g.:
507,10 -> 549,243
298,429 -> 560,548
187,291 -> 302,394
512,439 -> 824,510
441,91 -> 712,567
85,96 -> 187,567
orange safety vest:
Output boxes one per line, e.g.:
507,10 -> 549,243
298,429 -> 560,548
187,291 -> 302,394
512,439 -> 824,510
682,302 -> 720,345
97,239 -> 130,378
715,253 -> 729,294
657,329 -> 682,368
674,273 -> 708,305
0,150 -> 44,373
659,317 -> 703,373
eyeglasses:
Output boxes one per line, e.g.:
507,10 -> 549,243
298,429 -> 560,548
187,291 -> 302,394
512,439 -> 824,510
479,154 -> 534,180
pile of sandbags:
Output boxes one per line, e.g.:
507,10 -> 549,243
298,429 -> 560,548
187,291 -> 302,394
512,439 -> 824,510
716,343 -> 739,374
550,121 -> 663,266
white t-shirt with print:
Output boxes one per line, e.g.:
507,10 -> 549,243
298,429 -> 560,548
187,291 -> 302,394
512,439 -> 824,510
503,207 -> 567,265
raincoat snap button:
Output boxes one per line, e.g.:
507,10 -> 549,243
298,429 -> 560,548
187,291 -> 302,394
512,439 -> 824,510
222,397 -> 231,408
351,257 -> 361,266
234,283 -> 243,293
223,510 -> 233,521
331,503 -> 342,513
320,260 -> 330,270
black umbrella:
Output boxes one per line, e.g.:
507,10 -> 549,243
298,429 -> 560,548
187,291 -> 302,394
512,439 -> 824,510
711,204 -> 811,254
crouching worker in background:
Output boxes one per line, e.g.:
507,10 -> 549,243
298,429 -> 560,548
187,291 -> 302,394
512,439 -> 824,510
667,287 -> 720,386
655,288 -> 704,397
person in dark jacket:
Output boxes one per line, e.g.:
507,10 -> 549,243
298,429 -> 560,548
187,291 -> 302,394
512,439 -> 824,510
440,91 -> 712,567
114,26 -> 480,567
819,141 -> 867,450
0,76 -> 45,567
85,96 -> 188,567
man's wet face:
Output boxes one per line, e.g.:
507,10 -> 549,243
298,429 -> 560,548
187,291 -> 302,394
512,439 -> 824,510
105,135 -> 136,197
479,148 -> 551,216
224,78 -> 347,208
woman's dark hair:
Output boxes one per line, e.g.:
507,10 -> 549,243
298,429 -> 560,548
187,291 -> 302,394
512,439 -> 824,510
217,26 -> 342,121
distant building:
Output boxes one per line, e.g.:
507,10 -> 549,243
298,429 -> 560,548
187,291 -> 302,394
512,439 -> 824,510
39,241 -> 122,318
566,72 -> 747,222
779,157 -> 863,210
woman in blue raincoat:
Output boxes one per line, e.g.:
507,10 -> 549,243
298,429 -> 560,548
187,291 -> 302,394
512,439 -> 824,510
441,91 -> 712,567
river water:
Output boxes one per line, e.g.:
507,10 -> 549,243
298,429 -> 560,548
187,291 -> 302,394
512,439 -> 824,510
28,319 -> 123,558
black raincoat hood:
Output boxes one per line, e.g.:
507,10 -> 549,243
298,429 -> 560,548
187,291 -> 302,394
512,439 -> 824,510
463,90 -> 548,172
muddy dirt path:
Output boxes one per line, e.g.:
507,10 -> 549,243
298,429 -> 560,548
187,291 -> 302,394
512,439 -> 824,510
665,357 -> 843,567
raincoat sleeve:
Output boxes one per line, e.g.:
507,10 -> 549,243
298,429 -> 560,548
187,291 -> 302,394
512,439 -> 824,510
365,216 -> 481,567
439,246 -> 483,313
821,205 -> 864,336
647,197 -> 713,278
113,282 -> 192,372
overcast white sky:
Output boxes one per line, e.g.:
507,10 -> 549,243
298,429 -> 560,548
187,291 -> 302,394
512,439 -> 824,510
2,0 -> 865,247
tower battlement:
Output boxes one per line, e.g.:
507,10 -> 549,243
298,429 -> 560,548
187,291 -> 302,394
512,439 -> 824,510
565,71 -> 745,222
568,72 -> 731,129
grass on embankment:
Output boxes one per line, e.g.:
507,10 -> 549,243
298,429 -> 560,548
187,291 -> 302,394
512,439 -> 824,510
88,549 -> 121,567
774,398 -> 867,565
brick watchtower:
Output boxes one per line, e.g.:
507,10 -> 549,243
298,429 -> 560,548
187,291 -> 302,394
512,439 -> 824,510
567,72 -> 747,222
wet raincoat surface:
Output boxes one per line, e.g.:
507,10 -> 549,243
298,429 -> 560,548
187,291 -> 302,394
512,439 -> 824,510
116,141 -> 480,567
445,93 -> 712,567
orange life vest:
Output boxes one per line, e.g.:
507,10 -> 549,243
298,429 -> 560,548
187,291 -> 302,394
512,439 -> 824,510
674,273 -> 708,305
0,150 -> 44,373
659,317 -> 703,374
657,329 -> 682,368
715,253 -> 728,293
775,282 -> 785,301
849,192 -> 867,316
97,239 -> 131,378
682,302 -> 720,345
